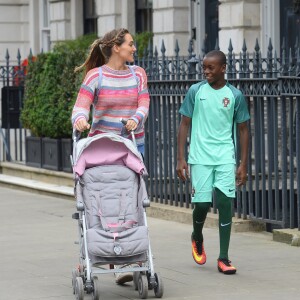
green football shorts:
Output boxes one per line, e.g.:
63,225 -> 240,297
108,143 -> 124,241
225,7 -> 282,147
190,164 -> 236,202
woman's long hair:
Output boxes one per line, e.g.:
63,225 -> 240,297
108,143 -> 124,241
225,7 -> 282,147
75,28 -> 129,75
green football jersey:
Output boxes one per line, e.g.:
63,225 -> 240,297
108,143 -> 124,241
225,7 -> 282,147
179,81 -> 250,165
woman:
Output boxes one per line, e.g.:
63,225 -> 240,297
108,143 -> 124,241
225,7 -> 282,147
71,28 -> 150,284
72,28 -> 150,156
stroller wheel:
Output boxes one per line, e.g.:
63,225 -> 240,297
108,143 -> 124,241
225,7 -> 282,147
72,268 -> 80,294
92,277 -> 100,300
138,274 -> 148,299
133,271 -> 140,291
75,277 -> 84,300
154,273 -> 164,298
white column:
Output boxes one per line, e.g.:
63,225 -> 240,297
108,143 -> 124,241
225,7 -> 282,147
152,0 -> 190,56
29,0 -> 40,55
121,0 -> 135,33
261,0 -> 280,56
97,0 -> 121,37
70,0 -> 83,39
219,0 -> 261,54
195,0 -> 206,55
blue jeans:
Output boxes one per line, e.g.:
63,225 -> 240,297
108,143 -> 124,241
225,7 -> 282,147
137,144 -> 144,156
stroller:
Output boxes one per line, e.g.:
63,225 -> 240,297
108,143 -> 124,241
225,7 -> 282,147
70,124 -> 164,300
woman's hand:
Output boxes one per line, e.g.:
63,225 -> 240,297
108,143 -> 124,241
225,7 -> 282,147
125,119 -> 137,131
74,119 -> 90,132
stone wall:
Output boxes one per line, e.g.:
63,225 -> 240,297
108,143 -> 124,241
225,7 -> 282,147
219,0 -> 261,53
96,0 -> 135,38
0,0 -> 282,59
152,0 -> 190,56
0,0 -> 30,61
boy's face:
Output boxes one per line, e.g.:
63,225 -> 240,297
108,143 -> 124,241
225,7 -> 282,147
202,56 -> 226,88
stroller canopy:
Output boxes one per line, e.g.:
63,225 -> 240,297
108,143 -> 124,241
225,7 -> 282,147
72,133 -> 146,176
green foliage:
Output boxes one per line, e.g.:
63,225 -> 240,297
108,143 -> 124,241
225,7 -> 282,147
134,31 -> 153,58
21,34 -> 97,138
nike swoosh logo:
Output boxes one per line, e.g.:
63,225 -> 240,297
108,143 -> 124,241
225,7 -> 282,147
199,98 -> 206,101
220,222 -> 231,227
196,221 -> 204,224
229,189 -> 235,192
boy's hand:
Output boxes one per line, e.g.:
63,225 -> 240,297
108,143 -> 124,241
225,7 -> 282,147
176,159 -> 189,181
236,164 -> 247,186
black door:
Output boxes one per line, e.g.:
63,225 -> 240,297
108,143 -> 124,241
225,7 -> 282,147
204,0 -> 219,53
280,0 -> 300,53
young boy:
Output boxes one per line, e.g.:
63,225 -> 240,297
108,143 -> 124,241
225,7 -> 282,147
176,50 -> 250,274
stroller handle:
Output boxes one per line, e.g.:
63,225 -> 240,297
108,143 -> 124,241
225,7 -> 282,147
72,129 -> 81,143
72,120 -> 137,147
120,118 -> 137,148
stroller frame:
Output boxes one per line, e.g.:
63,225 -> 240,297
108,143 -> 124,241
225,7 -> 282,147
70,129 -> 163,299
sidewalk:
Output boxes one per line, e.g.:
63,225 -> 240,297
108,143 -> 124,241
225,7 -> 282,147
0,161 -> 299,245
0,186 -> 300,300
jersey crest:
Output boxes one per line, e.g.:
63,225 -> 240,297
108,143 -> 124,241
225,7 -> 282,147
222,97 -> 230,107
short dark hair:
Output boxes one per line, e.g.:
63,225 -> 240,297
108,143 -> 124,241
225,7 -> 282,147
204,50 -> 226,65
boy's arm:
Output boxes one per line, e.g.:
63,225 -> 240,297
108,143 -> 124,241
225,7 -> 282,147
236,121 -> 249,186
176,116 -> 191,181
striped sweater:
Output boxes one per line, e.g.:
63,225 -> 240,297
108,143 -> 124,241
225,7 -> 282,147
71,64 -> 150,146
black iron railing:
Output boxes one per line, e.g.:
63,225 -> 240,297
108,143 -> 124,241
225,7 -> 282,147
0,38 -> 299,230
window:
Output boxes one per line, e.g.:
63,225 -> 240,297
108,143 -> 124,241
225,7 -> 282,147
83,0 -> 97,34
135,0 -> 153,33
280,0 -> 300,52
40,0 -> 50,52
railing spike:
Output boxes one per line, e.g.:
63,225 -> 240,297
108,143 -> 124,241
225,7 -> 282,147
214,37 -> 219,50
188,39 -> 193,59
228,38 -> 233,52
161,39 -> 166,55
296,47 -> 300,76
201,39 -> 206,56
174,39 -> 180,55
294,36 -> 298,49
254,38 -> 260,52
5,49 -> 10,60
273,50 -> 278,76
242,38 -> 247,52
268,38 -> 273,52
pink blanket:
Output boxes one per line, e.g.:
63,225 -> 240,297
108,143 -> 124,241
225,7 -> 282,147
73,138 -> 145,176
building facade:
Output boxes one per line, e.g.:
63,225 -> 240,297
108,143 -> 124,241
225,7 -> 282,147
0,0 -> 299,60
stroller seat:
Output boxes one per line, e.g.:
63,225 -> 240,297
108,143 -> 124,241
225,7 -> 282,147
82,164 -> 149,264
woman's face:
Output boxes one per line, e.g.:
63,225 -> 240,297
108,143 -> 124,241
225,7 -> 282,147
116,33 -> 136,63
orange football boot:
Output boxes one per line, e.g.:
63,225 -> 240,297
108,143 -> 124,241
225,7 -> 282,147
191,234 -> 206,265
217,258 -> 237,274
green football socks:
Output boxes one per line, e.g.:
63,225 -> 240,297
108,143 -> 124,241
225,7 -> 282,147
215,188 -> 233,260
192,202 -> 211,242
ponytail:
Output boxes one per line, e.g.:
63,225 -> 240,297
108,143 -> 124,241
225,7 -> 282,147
75,39 -> 105,75
75,28 -> 130,75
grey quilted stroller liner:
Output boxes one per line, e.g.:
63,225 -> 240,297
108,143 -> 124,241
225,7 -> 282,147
81,164 -> 148,265
71,132 -> 164,299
